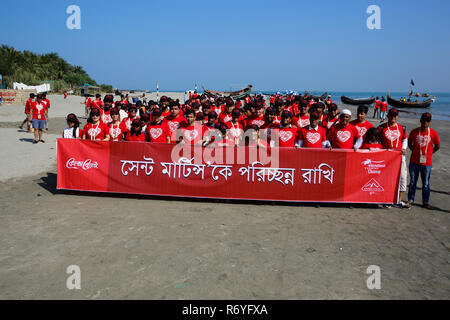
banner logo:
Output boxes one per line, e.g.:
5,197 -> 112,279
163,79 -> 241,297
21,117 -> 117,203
361,159 -> 386,175
362,178 -> 384,193
66,158 -> 99,170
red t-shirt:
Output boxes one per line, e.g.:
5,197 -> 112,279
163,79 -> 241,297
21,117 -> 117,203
101,110 -> 113,124
378,123 -> 407,151
374,100 -> 381,109
218,112 -> 233,124
180,123 -> 203,145
90,99 -> 104,111
226,121 -> 244,143
25,98 -> 33,114
380,101 -> 388,112
85,97 -> 92,108
121,116 -> 140,132
42,98 -> 51,109
273,126 -> 299,147
245,115 -> 266,129
31,101 -> 48,120
163,115 -> 188,143
125,132 -> 146,142
299,126 -> 327,148
322,116 -> 340,130
108,122 -> 127,141
350,120 -> 374,140
328,124 -> 361,149
147,122 -> 169,143
83,122 -> 109,140
409,128 -> 440,166
362,142 -> 383,151
293,114 -> 310,129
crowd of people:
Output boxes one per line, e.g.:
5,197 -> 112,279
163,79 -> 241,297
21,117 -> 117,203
22,91 -> 441,208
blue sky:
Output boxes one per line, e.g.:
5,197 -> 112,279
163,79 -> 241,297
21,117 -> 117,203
1,0 -> 450,92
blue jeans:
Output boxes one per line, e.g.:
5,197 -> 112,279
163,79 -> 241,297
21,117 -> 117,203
408,163 -> 432,204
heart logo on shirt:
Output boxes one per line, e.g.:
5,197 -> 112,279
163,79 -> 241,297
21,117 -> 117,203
357,127 -> 367,137
88,127 -> 101,138
306,132 -> 321,145
297,118 -> 310,128
224,115 -> 232,122
184,129 -> 198,141
279,131 -> 293,142
416,135 -> 431,147
168,121 -> 180,132
337,130 -> 351,143
385,129 -> 400,142
36,104 -> 43,112
109,127 -> 121,139
150,128 -> 163,140
252,120 -> 265,127
103,114 -> 112,124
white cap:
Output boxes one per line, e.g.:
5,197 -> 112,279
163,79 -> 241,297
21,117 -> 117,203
342,109 -> 351,116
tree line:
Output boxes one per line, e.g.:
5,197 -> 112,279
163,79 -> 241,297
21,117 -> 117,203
0,45 -> 113,92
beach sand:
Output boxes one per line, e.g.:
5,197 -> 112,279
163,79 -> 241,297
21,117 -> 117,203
0,93 -> 448,299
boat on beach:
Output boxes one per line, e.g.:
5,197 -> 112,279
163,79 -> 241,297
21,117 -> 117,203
203,85 -> 253,99
340,96 -> 375,105
387,96 -> 433,109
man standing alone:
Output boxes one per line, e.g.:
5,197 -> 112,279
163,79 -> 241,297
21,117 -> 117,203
30,94 -> 48,144
407,113 -> 440,209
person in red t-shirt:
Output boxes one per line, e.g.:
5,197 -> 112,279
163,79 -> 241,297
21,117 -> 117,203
82,109 -> 110,141
373,97 -> 381,119
20,93 -> 35,132
212,123 -> 235,147
225,108 -> 244,146
350,105 -> 373,141
271,110 -> 299,148
321,103 -> 340,131
108,108 -> 127,141
377,108 -> 409,208
327,109 -> 362,150
292,103 -> 310,129
90,94 -> 104,112
121,106 -> 140,132
30,94 -> 48,144
218,100 -> 235,124
201,112 -> 219,146
299,112 -> 329,148
407,113 -> 440,209
82,94 -> 93,117
245,104 -> 265,129
380,97 -> 388,122
361,127 -> 383,150
125,119 -> 146,142
147,109 -> 169,143
163,101 -> 188,143
247,124 -> 269,148
179,109 -> 203,145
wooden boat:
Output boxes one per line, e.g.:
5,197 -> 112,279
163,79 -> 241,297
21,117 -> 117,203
203,85 -> 253,99
340,96 -> 375,105
388,96 -> 432,109
422,93 -> 430,97
305,92 -> 327,100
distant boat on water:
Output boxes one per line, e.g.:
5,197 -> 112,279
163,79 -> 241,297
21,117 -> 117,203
387,96 -> 433,109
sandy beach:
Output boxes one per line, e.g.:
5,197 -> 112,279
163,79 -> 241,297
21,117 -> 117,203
0,93 -> 449,299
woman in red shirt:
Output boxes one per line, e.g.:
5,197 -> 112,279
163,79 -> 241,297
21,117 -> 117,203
125,119 -> 146,142
82,109 -> 110,141
108,108 -> 127,141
